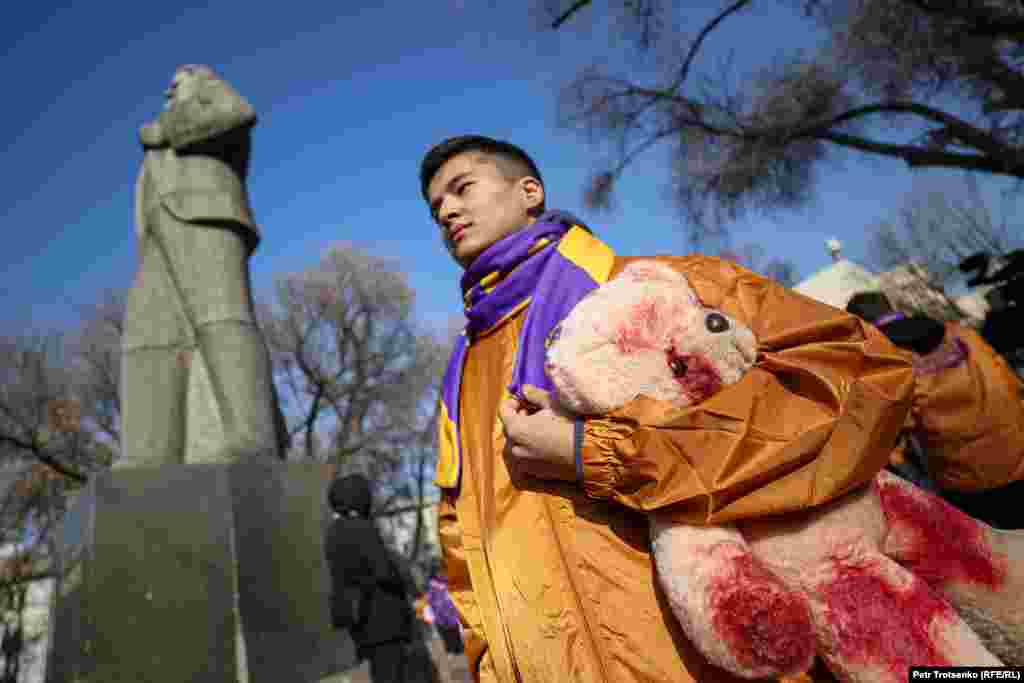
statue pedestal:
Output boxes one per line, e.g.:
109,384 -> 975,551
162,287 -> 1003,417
45,463 -> 358,683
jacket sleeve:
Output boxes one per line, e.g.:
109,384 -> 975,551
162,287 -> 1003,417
913,323 -> 1024,492
437,495 -> 497,683
577,255 -> 916,525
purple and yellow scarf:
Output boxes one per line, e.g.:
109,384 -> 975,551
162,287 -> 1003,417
435,210 -> 616,490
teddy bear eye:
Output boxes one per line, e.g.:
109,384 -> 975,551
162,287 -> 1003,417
669,356 -> 688,377
705,313 -> 729,334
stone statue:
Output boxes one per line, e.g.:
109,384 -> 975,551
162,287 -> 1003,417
120,65 -> 288,466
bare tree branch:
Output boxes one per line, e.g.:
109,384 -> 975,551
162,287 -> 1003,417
0,436 -> 86,483
552,0 -> 595,28
795,100 -> 1019,162
373,499 -> 440,520
818,130 -> 1021,174
675,0 -> 755,91
549,0 -> 1024,245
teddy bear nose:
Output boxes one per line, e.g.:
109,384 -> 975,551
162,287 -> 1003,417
705,313 -> 730,334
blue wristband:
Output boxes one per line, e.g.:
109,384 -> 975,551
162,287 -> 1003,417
574,418 -> 585,486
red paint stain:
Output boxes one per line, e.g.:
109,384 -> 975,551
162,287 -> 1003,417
821,560 -> 953,679
709,553 -> 815,674
874,477 -> 1007,590
668,350 -> 723,403
614,297 -> 662,354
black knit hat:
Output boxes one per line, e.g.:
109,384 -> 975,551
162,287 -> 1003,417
845,291 -> 894,323
328,474 -> 373,517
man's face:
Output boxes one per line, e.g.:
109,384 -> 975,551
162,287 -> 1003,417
427,152 -> 544,269
164,69 -> 201,110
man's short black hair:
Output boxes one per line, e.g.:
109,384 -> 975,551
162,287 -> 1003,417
419,135 -> 544,206
846,291 -> 895,324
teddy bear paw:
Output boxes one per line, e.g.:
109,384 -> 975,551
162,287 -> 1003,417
704,552 -> 816,678
656,539 -> 816,679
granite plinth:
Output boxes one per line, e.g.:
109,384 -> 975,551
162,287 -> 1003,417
45,463 -> 357,683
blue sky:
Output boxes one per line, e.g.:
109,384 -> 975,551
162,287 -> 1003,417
1,1 -> 1010,338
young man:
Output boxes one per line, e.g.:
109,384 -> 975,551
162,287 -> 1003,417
421,136 -> 915,683
847,291 -> 1024,529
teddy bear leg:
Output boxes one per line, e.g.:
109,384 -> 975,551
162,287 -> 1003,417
805,548 -> 1003,683
744,477 -> 1004,682
875,471 -> 1024,665
649,516 -> 815,678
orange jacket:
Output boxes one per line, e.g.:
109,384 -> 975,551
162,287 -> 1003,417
911,322 -> 1024,492
437,255 -> 914,683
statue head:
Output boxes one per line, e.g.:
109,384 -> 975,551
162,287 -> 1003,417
164,64 -> 219,111
158,64 -> 256,150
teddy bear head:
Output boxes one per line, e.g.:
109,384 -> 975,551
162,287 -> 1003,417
545,260 -> 758,416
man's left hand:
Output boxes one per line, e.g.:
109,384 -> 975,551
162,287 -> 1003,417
498,385 -> 577,483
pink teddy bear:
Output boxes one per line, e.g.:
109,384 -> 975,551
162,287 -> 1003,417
545,260 -> 1022,681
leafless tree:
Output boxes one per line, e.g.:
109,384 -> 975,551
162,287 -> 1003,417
546,0 -> 1024,246
0,334 -> 97,485
0,330 -> 114,612
717,243 -> 799,286
257,243 -> 449,524
0,292 -> 145,594
866,174 -> 1020,318
66,290 -> 126,453
869,175 -> 1017,285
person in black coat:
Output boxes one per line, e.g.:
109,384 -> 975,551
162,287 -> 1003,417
846,291 -> 946,489
845,292 -> 948,356
1,622 -> 22,683
325,474 -> 437,683
846,291 -> 1024,528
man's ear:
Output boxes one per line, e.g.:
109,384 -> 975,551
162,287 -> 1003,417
520,176 -> 544,216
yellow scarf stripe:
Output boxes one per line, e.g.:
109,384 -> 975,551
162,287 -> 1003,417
435,399 -> 460,488
558,226 -> 615,284
528,236 -> 553,255
477,271 -> 502,295
476,297 -> 532,339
